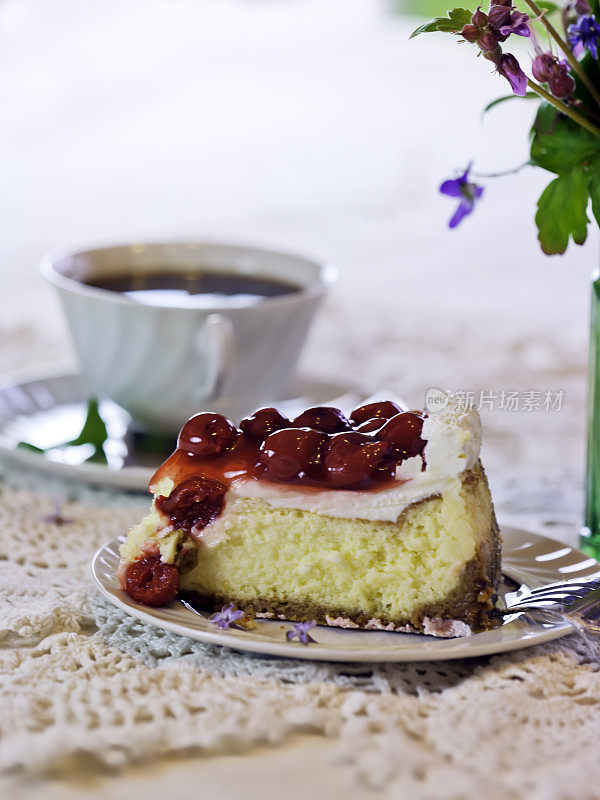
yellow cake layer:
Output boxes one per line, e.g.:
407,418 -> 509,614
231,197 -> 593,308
178,464 -> 497,622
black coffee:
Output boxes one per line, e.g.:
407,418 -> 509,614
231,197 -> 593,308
85,271 -> 300,307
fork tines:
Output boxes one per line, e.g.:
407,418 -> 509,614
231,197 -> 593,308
507,576 -> 600,611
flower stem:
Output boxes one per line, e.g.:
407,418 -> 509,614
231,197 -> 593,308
527,78 -> 600,138
472,160 -> 531,178
523,0 -> 600,108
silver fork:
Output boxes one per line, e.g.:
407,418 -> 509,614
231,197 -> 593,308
501,576 -> 600,632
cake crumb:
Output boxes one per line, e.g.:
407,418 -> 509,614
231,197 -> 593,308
325,615 -> 360,629
422,617 -> 472,638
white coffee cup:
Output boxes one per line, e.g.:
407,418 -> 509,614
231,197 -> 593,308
41,241 -> 336,433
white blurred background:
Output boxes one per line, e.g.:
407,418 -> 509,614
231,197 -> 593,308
0,0 -> 592,342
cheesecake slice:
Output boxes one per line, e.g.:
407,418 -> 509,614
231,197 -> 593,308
118,396 -> 501,636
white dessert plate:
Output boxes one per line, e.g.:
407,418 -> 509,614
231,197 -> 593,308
92,526 -> 600,662
0,368 -> 360,491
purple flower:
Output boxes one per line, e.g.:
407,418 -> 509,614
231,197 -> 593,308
209,604 -> 245,630
41,497 -> 73,526
532,53 -> 576,99
568,14 -> 600,59
498,9 -> 530,38
439,166 -> 484,229
286,620 -> 317,645
496,52 -> 528,96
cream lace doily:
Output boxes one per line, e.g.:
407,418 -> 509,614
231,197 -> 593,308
2,308 -> 600,798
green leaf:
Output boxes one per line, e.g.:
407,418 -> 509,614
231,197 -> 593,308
530,103 -> 600,175
18,397 -> 108,460
535,1 -> 559,13
135,431 -> 175,455
66,397 -> 108,449
481,91 -> 537,118
410,7 -> 473,38
590,170 -> 600,230
17,441 -> 45,453
535,168 -> 590,255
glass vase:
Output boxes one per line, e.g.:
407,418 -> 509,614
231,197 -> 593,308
581,269 -> 600,559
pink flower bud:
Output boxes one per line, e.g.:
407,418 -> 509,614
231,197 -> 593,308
549,71 -> 576,99
479,30 -> 500,51
488,4 -> 512,28
471,7 -> 488,26
461,23 -> 480,42
532,53 -> 554,83
531,52 -> 575,100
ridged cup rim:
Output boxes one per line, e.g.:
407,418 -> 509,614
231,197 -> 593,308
40,239 -> 338,311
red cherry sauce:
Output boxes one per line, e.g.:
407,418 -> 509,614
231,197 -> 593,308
150,405 -> 427,496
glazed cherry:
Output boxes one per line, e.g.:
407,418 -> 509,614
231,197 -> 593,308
178,412 -> 238,457
324,432 -> 392,488
156,476 -> 227,532
350,401 -> 403,426
125,556 -> 179,606
377,412 -> 425,461
240,407 -> 290,443
292,406 -> 351,434
259,428 -> 327,481
356,417 -> 387,434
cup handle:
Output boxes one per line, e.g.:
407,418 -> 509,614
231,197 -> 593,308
195,313 -> 236,405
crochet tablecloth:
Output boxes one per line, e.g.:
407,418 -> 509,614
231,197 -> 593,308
2,303 -> 600,800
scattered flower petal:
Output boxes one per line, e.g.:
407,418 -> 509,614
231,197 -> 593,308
286,620 -> 317,645
209,604 -> 245,630
41,497 -> 74,526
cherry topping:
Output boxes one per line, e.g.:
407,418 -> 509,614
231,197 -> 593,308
240,407 -> 290,443
323,432 -> 392,488
356,417 -> 387,434
156,476 -> 227,532
377,412 -> 425,461
125,556 -> 179,606
350,401 -> 403,426
292,406 -> 351,434
151,399 -> 419,494
259,428 -> 327,481
178,412 -> 238,457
